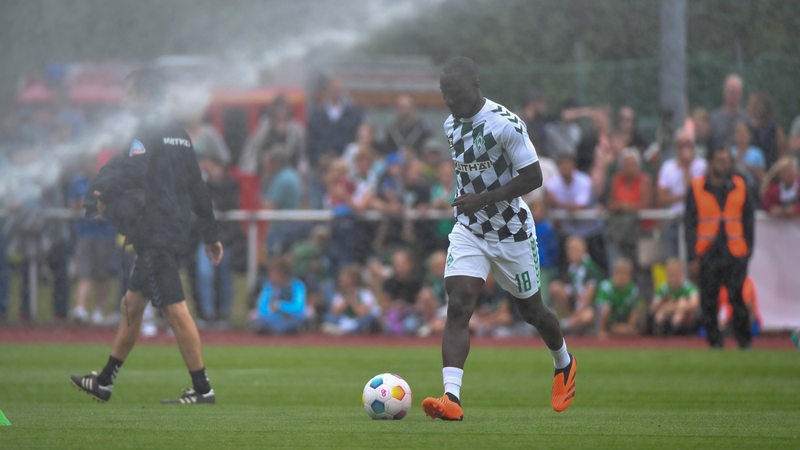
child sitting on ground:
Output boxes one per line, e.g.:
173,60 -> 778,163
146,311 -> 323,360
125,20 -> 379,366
650,258 -> 700,335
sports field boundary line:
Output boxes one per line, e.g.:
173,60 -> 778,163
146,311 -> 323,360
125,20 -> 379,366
0,325 -> 792,350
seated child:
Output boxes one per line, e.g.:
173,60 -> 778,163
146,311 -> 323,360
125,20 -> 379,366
596,257 -> 642,339
247,257 -> 308,334
650,258 -> 700,335
549,235 -> 604,334
322,263 -> 381,335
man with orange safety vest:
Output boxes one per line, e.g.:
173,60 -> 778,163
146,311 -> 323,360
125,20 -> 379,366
685,146 -> 755,349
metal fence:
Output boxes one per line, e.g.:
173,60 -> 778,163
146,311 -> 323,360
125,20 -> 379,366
3,206 -> 704,318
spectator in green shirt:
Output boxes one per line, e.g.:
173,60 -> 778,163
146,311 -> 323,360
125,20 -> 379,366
549,235 -> 604,334
596,258 -> 642,339
649,258 -> 699,336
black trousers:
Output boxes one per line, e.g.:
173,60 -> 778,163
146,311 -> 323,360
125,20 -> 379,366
21,241 -> 71,321
698,257 -> 751,348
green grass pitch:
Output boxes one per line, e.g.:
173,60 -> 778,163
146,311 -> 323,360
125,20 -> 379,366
0,343 -> 798,449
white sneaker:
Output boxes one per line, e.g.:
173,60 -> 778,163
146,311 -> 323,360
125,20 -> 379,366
91,310 -> 105,325
321,322 -> 343,336
71,306 -> 89,324
141,322 -> 158,338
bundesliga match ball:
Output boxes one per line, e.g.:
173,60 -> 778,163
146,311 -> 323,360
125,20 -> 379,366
362,373 -> 412,420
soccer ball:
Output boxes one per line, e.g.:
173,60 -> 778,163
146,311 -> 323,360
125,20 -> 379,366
362,373 -> 412,420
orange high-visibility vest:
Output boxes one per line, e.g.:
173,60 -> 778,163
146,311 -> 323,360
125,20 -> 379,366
691,175 -> 749,257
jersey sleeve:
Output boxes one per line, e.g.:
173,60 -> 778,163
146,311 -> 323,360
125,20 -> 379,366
500,120 -> 538,171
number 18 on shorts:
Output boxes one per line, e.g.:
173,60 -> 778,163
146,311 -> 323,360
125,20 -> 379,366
445,225 -> 541,298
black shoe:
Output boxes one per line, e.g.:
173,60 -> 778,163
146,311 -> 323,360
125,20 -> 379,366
70,371 -> 113,402
161,388 -> 215,404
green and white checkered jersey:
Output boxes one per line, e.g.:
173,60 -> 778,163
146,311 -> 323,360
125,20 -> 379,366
655,280 -> 697,302
445,98 -> 538,242
595,279 -> 640,324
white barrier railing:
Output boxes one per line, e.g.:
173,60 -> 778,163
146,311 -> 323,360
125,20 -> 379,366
3,207 -> 781,324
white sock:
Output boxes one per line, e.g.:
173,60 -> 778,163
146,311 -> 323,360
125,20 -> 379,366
442,367 -> 463,399
550,339 -> 571,369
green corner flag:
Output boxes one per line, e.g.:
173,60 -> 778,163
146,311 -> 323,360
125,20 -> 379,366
0,410 -> 11,426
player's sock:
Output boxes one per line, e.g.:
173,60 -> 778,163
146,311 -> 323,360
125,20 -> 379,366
443,366 -> 463,399
97,355 -> 123,386
190,367 -> 211,395
550,339 -> 571,370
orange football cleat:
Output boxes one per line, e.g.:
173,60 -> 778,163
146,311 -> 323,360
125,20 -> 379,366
422,393 -> 464,421
552,353 -> 576,412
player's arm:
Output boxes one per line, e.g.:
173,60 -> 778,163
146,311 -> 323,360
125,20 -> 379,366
452,119 -> 541,216
452,161 -> 542,216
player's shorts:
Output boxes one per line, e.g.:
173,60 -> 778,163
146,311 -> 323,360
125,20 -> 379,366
128,249 -> 185,307
444,224 -> 541,299
73,237 -> 117,280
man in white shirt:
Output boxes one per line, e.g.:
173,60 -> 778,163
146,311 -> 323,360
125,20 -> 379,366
657,128 -> 706,257
545,152 -> 606,270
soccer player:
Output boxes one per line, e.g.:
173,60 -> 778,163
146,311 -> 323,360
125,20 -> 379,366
69,68 -> 224,404
421,57 -> 576,421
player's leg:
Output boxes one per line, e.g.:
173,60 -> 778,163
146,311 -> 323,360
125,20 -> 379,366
149,251 -> 215,404
421,275 -> 481,420
163,301 -> 205,370
422,226 -> 489,420
69,289 -> 148,402
442,275 -> 483,369
512,290 -> 576,412
492,234 -> 576,412
110,290 -> 149,360
514,291 -> 562,349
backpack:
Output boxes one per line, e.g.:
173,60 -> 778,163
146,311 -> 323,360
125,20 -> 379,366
85,153 -> 149,237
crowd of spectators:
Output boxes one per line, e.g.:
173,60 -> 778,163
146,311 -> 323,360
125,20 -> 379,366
0,72 -> 796,340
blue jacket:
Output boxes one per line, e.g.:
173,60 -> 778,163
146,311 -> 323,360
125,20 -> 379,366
256,278 -> 307,319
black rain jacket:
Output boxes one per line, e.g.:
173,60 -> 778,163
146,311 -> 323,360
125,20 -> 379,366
89,117 -> 218,253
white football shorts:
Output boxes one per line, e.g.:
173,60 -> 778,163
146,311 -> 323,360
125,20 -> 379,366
444,224 -> 541,299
